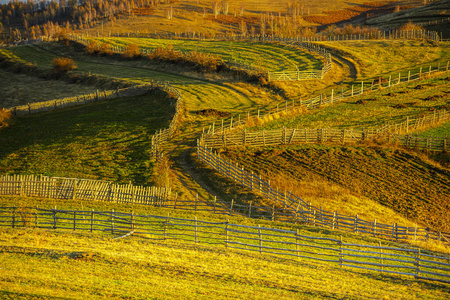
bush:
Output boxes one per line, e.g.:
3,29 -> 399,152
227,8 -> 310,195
52,57 -> 77,73
123,43 -> 140,58
0,108 -> 12,128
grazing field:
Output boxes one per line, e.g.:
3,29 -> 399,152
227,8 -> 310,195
317,40 -> 450,80
1,195 -> 449,299
3,44 -> 281,114
0,69 -> 99,108
257,72 -> 450,132
0,92 -> 173,185
88,37 -> 324,72
2,227 -> 449,300
220,144 -> 450,232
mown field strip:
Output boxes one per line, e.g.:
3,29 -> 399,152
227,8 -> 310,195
91,37 -> 323,71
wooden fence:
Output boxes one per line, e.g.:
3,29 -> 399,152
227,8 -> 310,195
200,110 -> 450,152
1,206 -> 449,284
267,43 -> 332,81
0,174 -> 171,206
196,143 -> 450,246
200,60 -> 450,137
150,82 -> 183,159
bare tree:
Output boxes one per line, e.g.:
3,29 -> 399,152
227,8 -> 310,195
212,1 -> 220,19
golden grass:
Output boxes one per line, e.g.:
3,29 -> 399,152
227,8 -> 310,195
1,227 -> 449,299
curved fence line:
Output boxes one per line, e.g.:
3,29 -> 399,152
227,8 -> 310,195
1,206 -> 449,284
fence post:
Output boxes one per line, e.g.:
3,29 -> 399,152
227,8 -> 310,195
296,229 -> 299,261
339,236 -> 343,269
225,219 -> 229,249
272,205 -> 275,221
332,212 -> 336,230
73,211 -> 76,231
415,249 -> 421,278
398,73 -> 401,84
174,193 -> 177,209
361,81 -> 364,94
230,199 -> 234,215
213,196 -> 217,213
111,209 -> 115,234
414,223 -> 417,241
195,216 -> 198,244
354,214 -> 358,233
53,207 -> 57,229
248,201 -> 252,218
408,70 -> 411,82
12,206 -> 16,228
90,209 -> 94,232
258,224 -> 262,254
388,75 -> 391,87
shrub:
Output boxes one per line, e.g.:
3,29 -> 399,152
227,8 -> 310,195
0,108 -> 12,128
52,57 -> 77,73
123,43 -> 140,58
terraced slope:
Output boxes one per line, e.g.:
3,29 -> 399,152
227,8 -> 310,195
89,37 -> 323,72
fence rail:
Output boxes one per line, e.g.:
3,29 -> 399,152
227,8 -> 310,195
1,206 -> 449,284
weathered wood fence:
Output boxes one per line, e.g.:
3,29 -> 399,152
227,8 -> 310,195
196,143 -> 450,246
200,110 -> 450,152
1,206 -> 449,284
150,82 -> 183,159
0,175 -> 171,206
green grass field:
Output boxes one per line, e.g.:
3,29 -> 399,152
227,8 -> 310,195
1,195 -> 449,299
88,37 -> 324,72
0,92 -> 173,185
0,69 -> 100,109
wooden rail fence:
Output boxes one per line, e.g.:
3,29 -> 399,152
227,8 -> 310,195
201,60 -> 450,137
1,206 -> 449,284
0,175 -> 171,206
196,144 -> 450,246
200,110 -> 450,152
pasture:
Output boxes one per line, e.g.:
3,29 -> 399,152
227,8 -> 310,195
1,1 -> 450,294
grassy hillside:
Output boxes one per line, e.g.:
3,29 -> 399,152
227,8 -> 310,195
0,69 -> 100,109
256,72 -> 450,133
1,195 -> 450,299
220,144 -> 450,232
0,92 -> 173,185
2,227 -> 449,300
87,37 -> 324,72
317,40 -> 450,80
